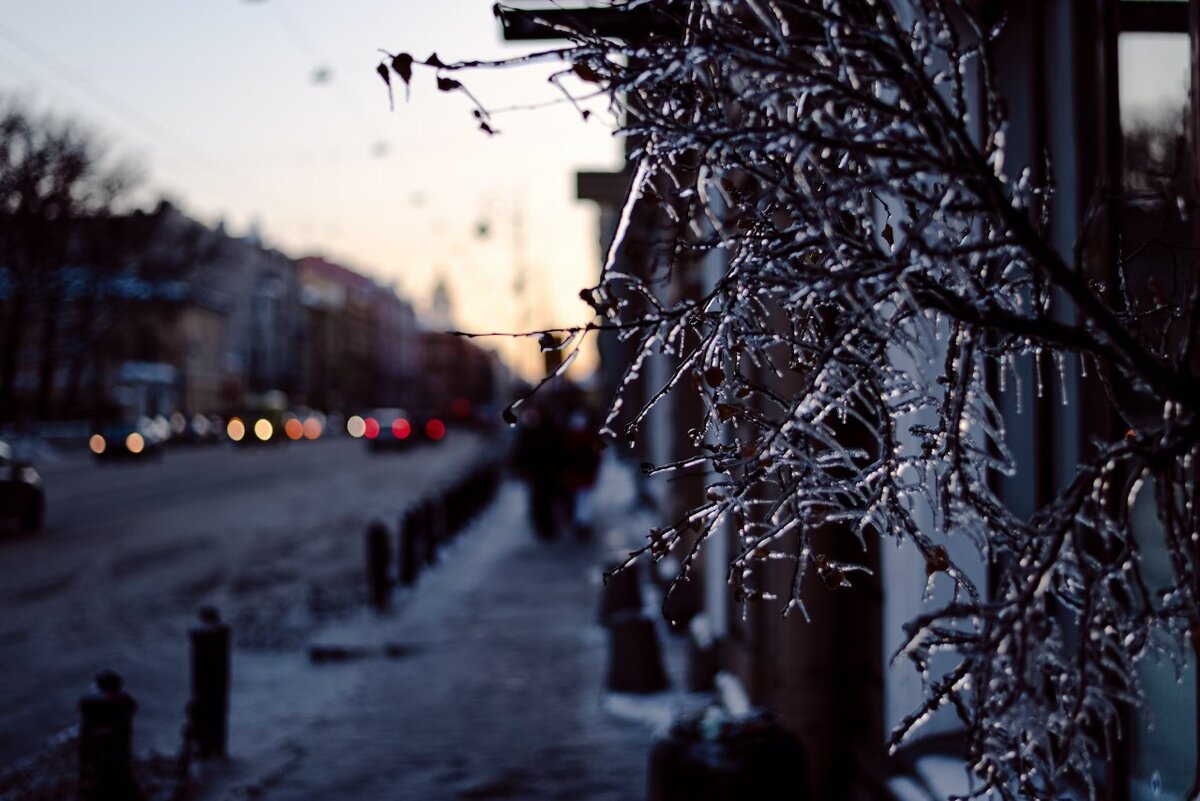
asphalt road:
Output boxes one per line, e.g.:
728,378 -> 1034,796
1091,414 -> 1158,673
0,432 -> 505,767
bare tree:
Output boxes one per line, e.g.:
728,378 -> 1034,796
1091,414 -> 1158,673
0,99 -> 135,422
387,2 -> 1200,797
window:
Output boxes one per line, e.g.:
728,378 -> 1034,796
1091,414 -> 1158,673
1115,4 -> 1197,799
1119,31 -> 1191,194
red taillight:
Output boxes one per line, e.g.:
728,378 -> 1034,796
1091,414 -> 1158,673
392,418 -> 411,439
364,417 -> 380,439
425,418 -> 446,441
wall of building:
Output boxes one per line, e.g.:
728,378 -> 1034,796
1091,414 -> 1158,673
1,207 -> 435,425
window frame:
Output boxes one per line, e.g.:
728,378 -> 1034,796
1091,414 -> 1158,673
1106,3 -> 1197,800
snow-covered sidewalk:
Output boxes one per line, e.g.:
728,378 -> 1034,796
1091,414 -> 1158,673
196,460 -> 685,801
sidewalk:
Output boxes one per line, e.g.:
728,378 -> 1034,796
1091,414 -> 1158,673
197,460 -> 690,801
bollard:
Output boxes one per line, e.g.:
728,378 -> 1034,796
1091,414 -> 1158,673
457,483 -> 471,533
468,471 -> 485,519
423,500 -> 440,564
79,670 -> 138,801
455,480 -> 469,531
398,511 -> 420,586
648,708 -> 806,801
444,487 -> 461,536
455,482 -> 468,532
460,479 -> 474,528
189,606 -> 231,759
599,560 -> 644,625
686,615 -> 719,693
605,611 -> 669,693
365,521 -> 392,609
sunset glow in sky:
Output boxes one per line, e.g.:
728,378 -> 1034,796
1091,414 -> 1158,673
0,1 -> 620,375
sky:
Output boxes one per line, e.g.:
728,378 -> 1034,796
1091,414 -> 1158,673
0,1 -> 621,376
4,5 -> 1188,381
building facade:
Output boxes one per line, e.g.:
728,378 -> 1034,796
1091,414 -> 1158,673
519,1 -> 1199,799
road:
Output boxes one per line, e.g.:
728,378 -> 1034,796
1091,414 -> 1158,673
0,432 -> 505,767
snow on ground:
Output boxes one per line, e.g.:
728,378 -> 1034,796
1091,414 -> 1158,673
0,434 -> 504,767
194,459 -> 690,800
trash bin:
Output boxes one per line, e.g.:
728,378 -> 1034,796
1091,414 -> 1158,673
648,707 -> 807,801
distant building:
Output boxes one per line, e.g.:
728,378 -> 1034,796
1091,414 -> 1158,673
296,256 -> 418,413
0,202 -> 312,422
418,330 -> 501,416
507,2 -> 1200,800
1,203 -> 220,421
0,203 -> 462,431
372,282 -> 419,409
189,218 -> 304,406
296,256 -> 376,413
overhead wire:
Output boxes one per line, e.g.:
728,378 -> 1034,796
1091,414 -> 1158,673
0,20 -> 215,170
263,0 -> 389,152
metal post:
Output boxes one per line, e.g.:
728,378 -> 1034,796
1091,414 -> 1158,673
423,500 -> 439,564
605,611 -> 669,693
79,670 -> 137,801
399,511 -> 420,586
365,521 -> 391,609
444,486 -> 460,536
189,606 -> 230,759
599,559 -> 644,625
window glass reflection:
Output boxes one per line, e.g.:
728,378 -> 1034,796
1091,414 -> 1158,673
1119,33 -> 1191,195
1118,27 -> 1197,801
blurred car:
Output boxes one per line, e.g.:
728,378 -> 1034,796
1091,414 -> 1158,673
281,409 -> 325,442
89,422 -> 167,462
226,409 -> 288,446
451,398 -> 503,432
0,438 -> 43,532
420,411 -> 448,444
348,408 -> 448,450
168,412 -> 223,446
358,408 -> 417,452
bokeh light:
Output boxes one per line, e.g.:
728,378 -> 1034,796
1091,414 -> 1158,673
303,417 -> 322,440
227,417 -> 246,442
192,415 -> 211,437
391,418 -> 411,439
125,432 -> 145,454
150,415 -> 171,441
425,419 -> 446,441
284,418 -> 304,440
364,418 -> 380,439
89,434 -> 106,455
346,415 -> 365,438
254,419 -> 274,442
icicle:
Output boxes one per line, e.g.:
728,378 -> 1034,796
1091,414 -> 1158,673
1034,348 -> 1045,399
1011,353 -> 1024,414
1055,351 -> 1069,406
